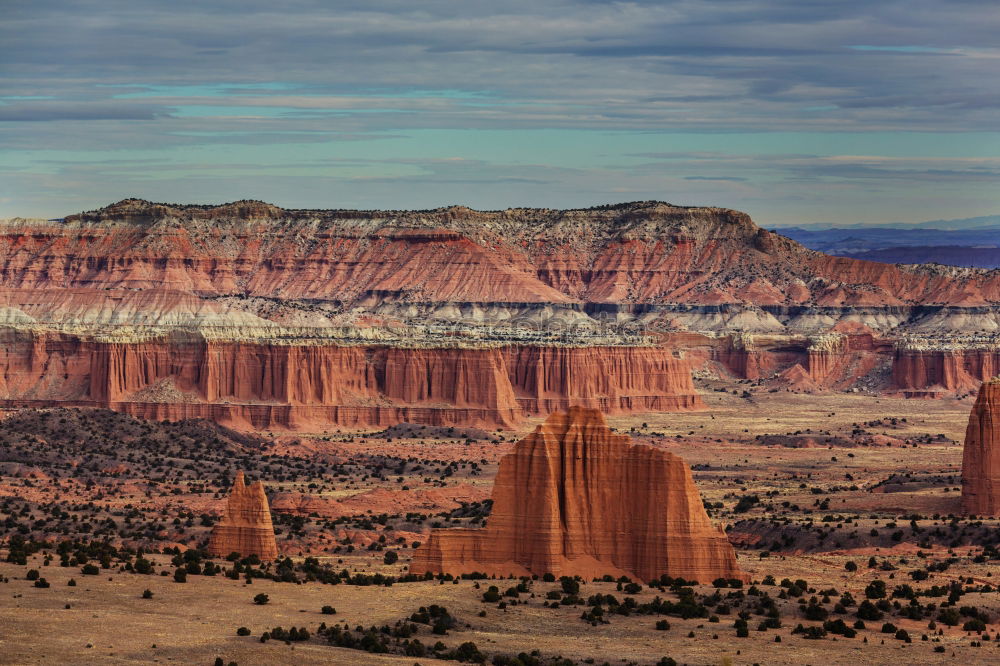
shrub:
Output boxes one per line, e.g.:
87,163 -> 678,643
450,641 -> 484,663
964,618 -> 987,632
865,580 -> 887,599
33,578 -> 50,588
383,551 -> 398,565
321,605 -> 336,615
856,600 -> 883,621
655,620 -> 671,631
81,564 -> 99,576
253,593 -> 269,605
938,608 -> 961,626
803,603 -> 828,621
823,619 -> 856,638
236,627 -> 251,636
173,569 -> 187,583
141,589 -> 153,599
26,569 -> 39,581
482,586 -> 501,603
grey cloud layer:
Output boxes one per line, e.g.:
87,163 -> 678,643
1,0 -> 998,222
3,0 -> 999,132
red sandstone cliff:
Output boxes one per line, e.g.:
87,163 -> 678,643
675,331 -> 890,391
410,407 -> 746,582
0,330 -> 703,429
892,348 -> 1000,396
207,471 -> 278,559
962,379 -> 1000,516
2,198 -> 995,420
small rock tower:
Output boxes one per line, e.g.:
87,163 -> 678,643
208,471 -> 279,560
962,378 -> 1000,515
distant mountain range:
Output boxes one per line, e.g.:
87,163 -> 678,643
779,214 -> 1000,231
776,215 -> 1000,269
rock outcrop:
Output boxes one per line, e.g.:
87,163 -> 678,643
4,199 -> 1000,314
962,379 -> 1000,516
701,331 -> 889,391
410,407 -> 746,582
0,331 -> 703,429
892,347 -> 1000,396
207,471 -> 278,559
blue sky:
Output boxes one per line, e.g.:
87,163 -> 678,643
1,1 -> 998,225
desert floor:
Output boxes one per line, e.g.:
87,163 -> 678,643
3,390 -> 1000,665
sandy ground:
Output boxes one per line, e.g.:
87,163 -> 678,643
2,551 -> 998,666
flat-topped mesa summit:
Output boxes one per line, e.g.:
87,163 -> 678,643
411,406 -> 747,582
962,378 -> 1000,516
207,471 -> 278,560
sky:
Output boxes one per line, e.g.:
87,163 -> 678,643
1,0 -> 999,226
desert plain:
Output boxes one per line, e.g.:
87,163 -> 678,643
4,388 -> 1000,665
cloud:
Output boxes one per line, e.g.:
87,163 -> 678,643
0,101 -> 163,121
0,0 -> 998,222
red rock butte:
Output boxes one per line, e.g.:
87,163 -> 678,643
962,378 -> 1000,516
207,471 -> 279,560
411,406 -> 747,582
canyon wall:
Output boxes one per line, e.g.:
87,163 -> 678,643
891,348 -> 1000,395
691,331 -> 891,391
411,407 -> 746,582
0,329 -> 703,429
3,198 -> 999,416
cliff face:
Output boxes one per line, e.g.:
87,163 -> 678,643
502,346 -> 703,413
962,380 -> 1000,516
3,199 -> 999,309
699,331 -> 889,391
410,407 -> 746,582
891,348 -> 1000,395
207,471 -> 278,559
0,331 -> 703,429
2,198 -> 996,420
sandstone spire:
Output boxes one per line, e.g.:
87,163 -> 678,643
962,378 -> 1000,515
411,406 -> 746,582
207,471 -> 279,559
